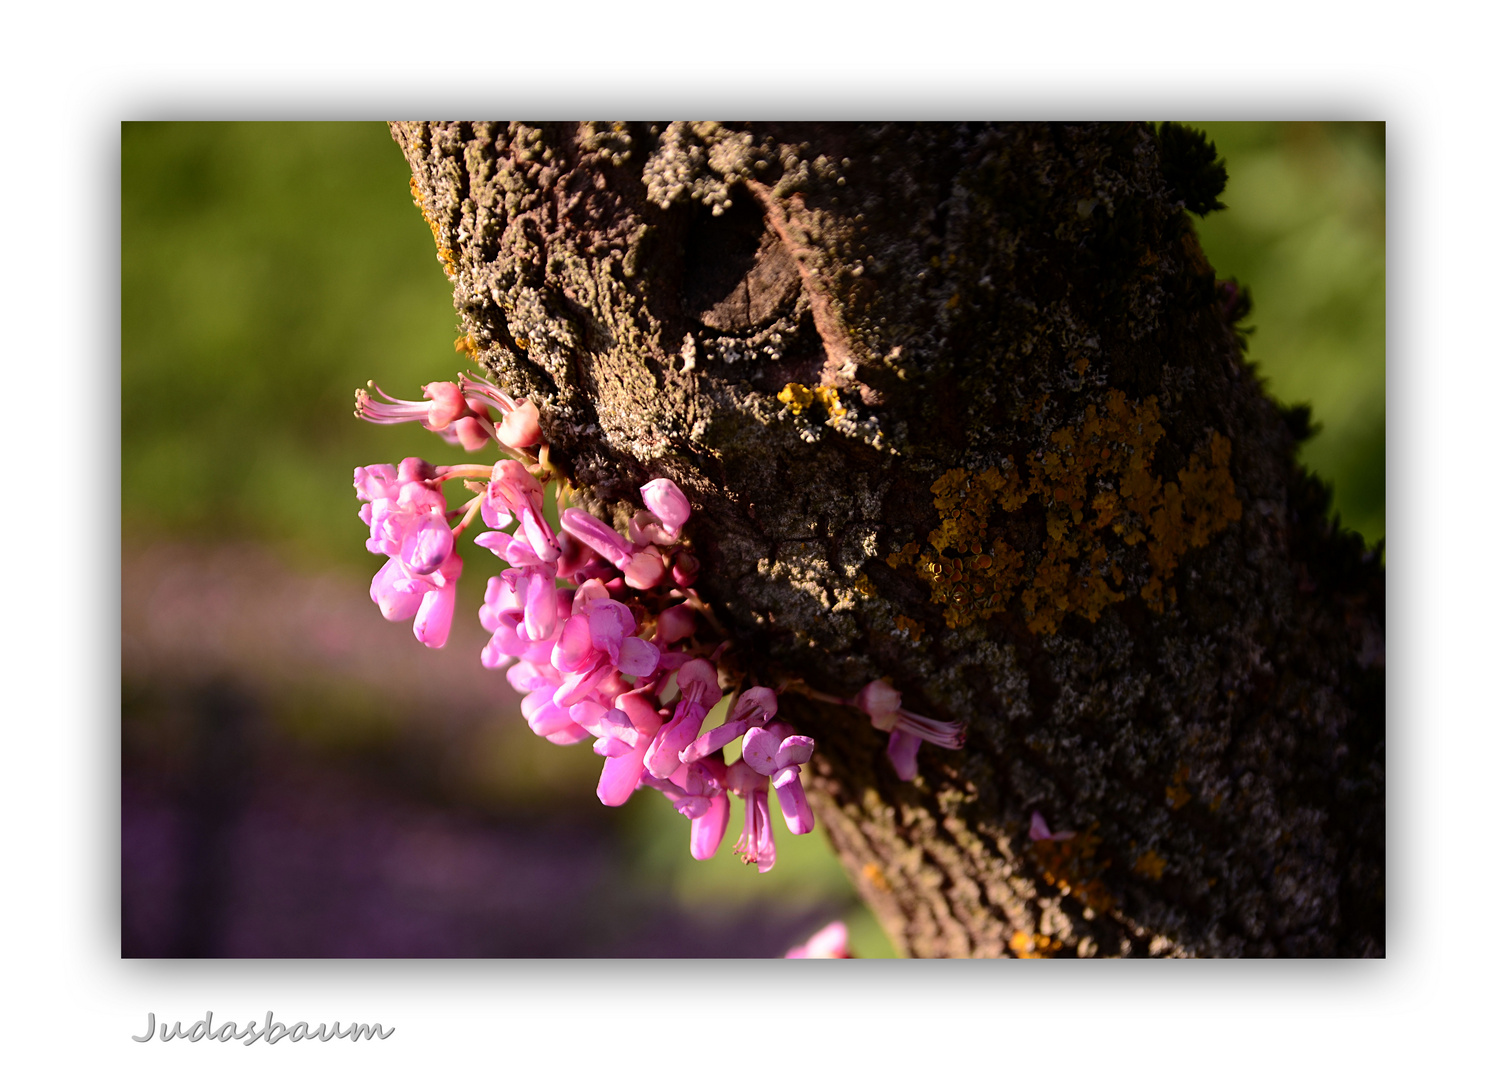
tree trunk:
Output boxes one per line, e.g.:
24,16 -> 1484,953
389,121 -> 1384,958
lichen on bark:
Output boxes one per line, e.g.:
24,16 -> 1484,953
390,120 -> 1384,957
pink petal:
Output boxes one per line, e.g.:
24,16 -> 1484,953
680,718 -> 750,767
553,658 -> 612,707
640,478 -> 691,537
614,688 -> 666,738
370,559 -> 423,622
421,381 -> 467,428
586,599 -> 631,651
594,736 -> 634,757
672,552 -> 700,587
452,416 -> 492,452
628,510 -> 677,547
729,686 -> 778,726
412,578 -> 456,648
751,790 -> 777,873
655,603 -> 697,644
616,636 -> 660,678
644,710 -> 705,780
517,506 -> 561,564
560,508 -> 632,565
505,659 -> 557,693
689,792 -> 730,860
676,659 -> 720,704
522,569 -> 558,641
550,614 -> 598,673
522,689 -> 576,737
623,548 -> 665,590
498,399 -> 542,449
886,730 -> 923,781
855,680 -> 903,729
741,726 -> 781,776
775,735 -> 815,769
772,766 -> 814,835
596,742 -> 648,806
785,920 -> 850,959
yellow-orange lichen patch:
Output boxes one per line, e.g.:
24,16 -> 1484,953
778,383 -> 846,419
1030,822 -> 1114,914
1165,765 -> 1192,810
861,862 -> 892,893
888,391 -> 1242,633
778,382 -> 815,413
1133,849 -> 1168,881
893,614 -> 924,643
454,332 -> 480,362
1009,930 -> 1064,959
411,176 -> 459,280
885,467 -> 1028,629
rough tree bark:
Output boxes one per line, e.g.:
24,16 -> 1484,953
389,121 -> 1384,958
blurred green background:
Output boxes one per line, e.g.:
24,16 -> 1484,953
121,122 -> 1383,958
1192,121 -> 1385,546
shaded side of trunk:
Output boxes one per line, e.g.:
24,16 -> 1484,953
391,120 -> 1384,957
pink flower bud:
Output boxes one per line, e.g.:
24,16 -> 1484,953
672,552 -> 700,588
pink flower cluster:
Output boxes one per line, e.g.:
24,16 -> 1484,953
352,373 -> 966,871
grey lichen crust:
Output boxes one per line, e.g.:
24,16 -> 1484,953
391,121 -> 1384,957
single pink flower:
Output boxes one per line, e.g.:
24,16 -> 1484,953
853,679 -> 964,779
741,720 -> 815,835
355,381 -> 468,432
785,920 -> 852,959
483,459 -> 560,563
458,373 -> 543,450
628,510 -> 677,548
486,562 -> 562,644
726,759 -> 777,873
369,549 -> 463,649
